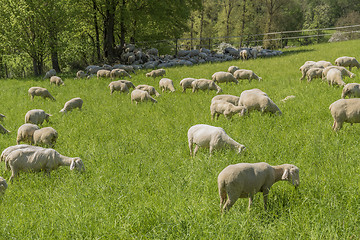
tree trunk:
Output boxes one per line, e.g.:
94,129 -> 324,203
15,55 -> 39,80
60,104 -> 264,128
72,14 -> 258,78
103,1 -> 117,63
119,0 -> 126,53
49,29 -> 60,72
240,0 -> 246,47
93,0 -> 101,63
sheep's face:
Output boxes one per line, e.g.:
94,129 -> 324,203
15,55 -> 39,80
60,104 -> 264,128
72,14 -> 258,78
282,165 -> 300,187
70,158 -> 85,172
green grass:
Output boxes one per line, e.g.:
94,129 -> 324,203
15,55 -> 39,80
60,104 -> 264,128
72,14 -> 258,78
1,39 -> 360,239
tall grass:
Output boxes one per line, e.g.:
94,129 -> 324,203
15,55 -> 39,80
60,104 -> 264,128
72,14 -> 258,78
1,40 -> 360,239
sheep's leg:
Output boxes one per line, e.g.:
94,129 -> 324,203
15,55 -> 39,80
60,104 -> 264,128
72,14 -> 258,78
194,145 -> 199,156
223,192 -> 238,212
263,191 -> 269,210
188,140 -> 193,156
248,195 -> 254,210
209,145 -> 214,156
216,113 -> 220,120
219,187 -> 227,210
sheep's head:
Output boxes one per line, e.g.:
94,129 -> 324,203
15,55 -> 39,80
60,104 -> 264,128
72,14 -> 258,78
281,165 -> 300,187
237,145 -> 246,154
70,158 -> 85,172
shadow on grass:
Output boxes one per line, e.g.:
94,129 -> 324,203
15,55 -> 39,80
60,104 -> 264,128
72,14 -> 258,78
281,48 -> 315,57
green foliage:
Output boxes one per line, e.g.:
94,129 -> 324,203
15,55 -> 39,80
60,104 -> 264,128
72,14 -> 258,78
1,40 -> 360,238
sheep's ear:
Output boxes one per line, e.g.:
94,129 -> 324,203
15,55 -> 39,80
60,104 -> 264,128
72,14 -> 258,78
281,169 -> 289,180
70,160 -> 75,170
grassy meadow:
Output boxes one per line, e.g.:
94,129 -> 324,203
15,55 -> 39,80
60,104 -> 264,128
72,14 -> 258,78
1,40 -> 360,239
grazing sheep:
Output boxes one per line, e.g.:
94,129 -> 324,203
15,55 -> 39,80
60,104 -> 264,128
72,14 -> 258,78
0,124 -> 10,134
218,162 -> 300,212
326,68 -> 345,87
50,76 -> 64,86
135,85 -> 160,97
335,56 -> 360,71
28,87 -> 56,101
97,69 -> 111,79
191,79 -> 222,94
145,69 -> 166,78
179,78 -> 197,93
60,97 -> 83,113
329,98 -> 360,131
228,66 -> 240,74
211,95 -> 240,106
342,83 -> 360,99
131,89 -> 157,104
117,80 -> 135,89
322,66 -> 355,80
212,71 -> 238,84
76,70 -> 88,79
5,147 -> 85,182
210,100 -> 246,120
233,69 -> 262,82
43,69 -> 56,79
108,80 -> 129,95
188,124 -> 245,156
25,109 -> 51,125
299,61 -> 330,80
1,144 -> 40,164
281,95 -> 296,102
159,78 -> 176,92
240,50 -> 248,60
306,68 -> 323,82
315,60 -> 333,68
110,68 -> 131,79
33,127 -> 58,147
238,89 -> 281,115
16,123 -> 40,144
0,114 -> 5,121
0,176 -> 7,194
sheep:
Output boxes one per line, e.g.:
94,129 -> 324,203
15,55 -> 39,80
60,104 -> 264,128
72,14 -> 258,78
249,48 -> 258,59
0,124 -> 10,134
110,68 -> 131,79
108,80 -> 129,95
211,95 -> 240,106
131,89 -> 157,104
0,176 -> 7,194
5,147 -> 85,182
329,98 -> 360,131
145,69 -> 166,78
179,78 -> 197,93
342,83 -> 360,99
191,79 -> 222,94
76,70 -> 88,79
218,162 -> 300,212
50,76 -> 64,86
28,87 -> 56,101
212,71 -> 238,84
228,66 -> 240,74
238,89 -> 281,115
117,80 -> 135,89
315,60 -> 333,68
210,100 -> 246,120
33,127 -> 58,147
1,144 -> 39,163
240,50 -> 248,60
159,78 -> 176,92
43,69 -> 56,79
60,97 -> 83,113
97,69 -> 111,79
326,68 -> 345,87
135,85 -> 160,97
299,61 -> 330,80
233,69 -> 262,82
306,68 -> 323,82
187,124 -> 245,156
25,109 -> 52,125
335,56 -> 360,71
16,123 -> 40,144
322,66 -> 355,80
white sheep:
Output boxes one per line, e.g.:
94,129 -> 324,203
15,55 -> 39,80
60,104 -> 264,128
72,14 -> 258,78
322,66 -> 355,80
227,66 -> 240,74
329,98 -> 360,131
238,89 -> 281,115
145,69 -> 166,78
50,76 -> 64,86
118,80 -> 135,89
60,97 -> 83,113
187,124 -> 245,156
25,109 -> 52,125
5,147 -> 85,182
179,78 -> 197,93
210,100 -> 246,120
110,68 -> 131,79
76,70 -> 88,79
299,61 -> 330,80
131,89 -> 157,104
191,79 -> 222,94
108,80 -> 129,95
97,69 -> 111,79
33,127 -> 58,147
315,60 -> 333,68
342,83 -> 360,99
1,144 -> 40,164
212,71 -> 238,84
16,123 -> 40,144
28,87 -> 56,101
335,56 -> 360,71
218,162 -> 300,212
233,69 -> 262,82
240,50 -> 248,60
0,176 -> 7,194
43,69 -> 56,79
306,68 -> 323,82
159,78 -> 176,92
0,124 -> 10,134
211,95 -> 240,106
326,68 -> 345,87
135,85 -> 160,97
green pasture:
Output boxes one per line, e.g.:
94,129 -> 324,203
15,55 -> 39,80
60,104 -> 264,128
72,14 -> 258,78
1,40 -> 360,239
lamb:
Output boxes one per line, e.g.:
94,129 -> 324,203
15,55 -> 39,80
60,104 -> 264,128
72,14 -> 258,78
5,147 -> 85,182
131,89 -> 157,104
191,79 -> 222,94
322,66 -> 355,80
108,80 -> 129,95
76,70 -> 88,79
43,69 -> 56,79
238,89 -> 281,115
227,66 -> 240,74
240,50 -> 248,60
97,69 -> 111,79
326,68 -> 345,87
28,87 -> 56,101
212,71 -> 238,84
50,76 -> 64,86
0,124 -> 10,134
179,78 -> 197,93
110,68 -> 131,79
306,68 -> 323,82
33,127 -> 58,147
59,97 -> 83,113
210,100 -> 246,120
146,69 -> 166,78
233,69 -> 262,82
211,95 -> 240,106
187,124 -> 246,156
25,109 -> 52,125
16,123 -> 40,144
135,85 -> 160,97
159,78 -> 176,92
329,98 -> 360,131
342,83 -> 360,99
218,162 -> 300,212
0,176 -> 7,194
335,56 -> 360,71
